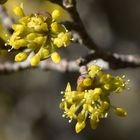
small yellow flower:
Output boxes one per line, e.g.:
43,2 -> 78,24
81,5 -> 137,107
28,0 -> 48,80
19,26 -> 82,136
40,48 -> 49,59
13,4 -> 25,17
83,77 -> 92,86
30,55 -> 40,66
15,52 -> 28,62
52,9 -> 60,20
61,32 -> 71,47
58,32 -> 71,47
34,36 -> 45,45
53,38 -> 63,48
51,52 -> 61,63
51,22 -> 60,33
26,33 -> 38,40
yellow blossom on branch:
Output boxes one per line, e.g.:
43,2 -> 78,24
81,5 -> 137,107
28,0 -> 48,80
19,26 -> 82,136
8,4 -> 72,66
60,65 -> 127,133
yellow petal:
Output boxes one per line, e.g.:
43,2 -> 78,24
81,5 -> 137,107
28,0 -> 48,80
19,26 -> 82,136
75,121 -> 86,133
65,82 -> 71,92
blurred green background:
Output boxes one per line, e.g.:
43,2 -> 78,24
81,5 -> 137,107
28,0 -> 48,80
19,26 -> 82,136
0,0 -> 140,140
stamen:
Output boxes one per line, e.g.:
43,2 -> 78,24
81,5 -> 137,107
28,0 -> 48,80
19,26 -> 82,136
68,119 -> 72,123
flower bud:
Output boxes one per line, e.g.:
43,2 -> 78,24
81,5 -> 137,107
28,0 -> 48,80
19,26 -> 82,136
101,101 -> 110,110
17,39 -> 27,47
13,39 -> 27,49
104,84 -> 111,90
53,38 -> 63,48
61,33 -> 71,46
41,23 -> 48,31
27,42 -> 37,49
30,55 -> 40,66
12,24 -> 25,33
75,121 -> 86,133
51,22 -> 60,33
13,5 -> 25,17
40,48 -> 49,59
114,107 -> 127,117
15,52 -> 28,62
52,9 -> 60,20
90,116 -> 98,130
19,16 -> 29,25
83,77 -> 92,87
89,65 -> 103,78
51,52 -> 61,63
26,33 -> 38,40
34,36 -> 45,45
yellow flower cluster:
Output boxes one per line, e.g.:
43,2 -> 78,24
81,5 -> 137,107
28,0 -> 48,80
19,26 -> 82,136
60,65 -> 127,133
8,4 -> 72,66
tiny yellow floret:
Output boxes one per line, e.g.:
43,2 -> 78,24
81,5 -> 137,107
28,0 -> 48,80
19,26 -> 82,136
40,48 -> 49,59
114,107 -> 127,117
75,122 -> 86,133
15,52 -> 28,62
51,52 -> 61,63
30,55 -> 40,66
34,36 -> 45,45
13,5 -> 25,17
51,22 -> 60,33
52,9 -> 60,20
53,38 -> 63,48
83,78 -> 92,86
26,33 -> 38,40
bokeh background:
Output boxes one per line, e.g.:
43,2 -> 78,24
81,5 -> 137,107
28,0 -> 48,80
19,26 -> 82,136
0,0 -> 140,140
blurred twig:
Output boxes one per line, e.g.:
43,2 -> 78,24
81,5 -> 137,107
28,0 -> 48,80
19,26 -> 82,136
80,51 -> 140,69
0,5 -> 14,34
0,59 -> 79,75
1,52 -> 140,75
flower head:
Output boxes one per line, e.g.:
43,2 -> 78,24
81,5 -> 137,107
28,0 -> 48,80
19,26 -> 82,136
60,65 -> 127,133
8,4 -> 72,66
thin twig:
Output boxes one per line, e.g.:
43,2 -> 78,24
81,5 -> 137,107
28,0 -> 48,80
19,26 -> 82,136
0,59 -> 79,75
0,5 -> 14,34
1,52 -> 140,75
80,51 -> 140,69
58,0 -> 140,69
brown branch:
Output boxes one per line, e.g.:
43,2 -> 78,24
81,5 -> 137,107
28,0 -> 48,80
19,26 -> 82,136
80,52 -> 140,69
0,59 -> 80,75
56,0 -> 140,69
62,1 -> 99,51
1,52 -> 140,75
